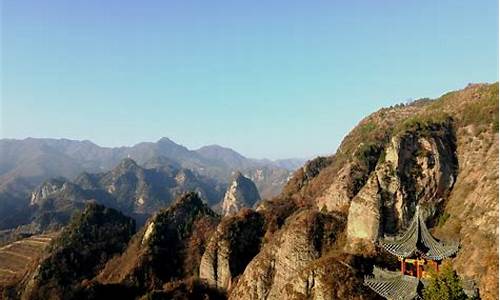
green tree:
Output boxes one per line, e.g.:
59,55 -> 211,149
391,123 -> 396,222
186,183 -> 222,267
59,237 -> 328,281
423,261 -> 468,300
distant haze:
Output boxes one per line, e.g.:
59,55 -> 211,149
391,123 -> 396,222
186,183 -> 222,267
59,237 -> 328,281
1,0 -> 498,159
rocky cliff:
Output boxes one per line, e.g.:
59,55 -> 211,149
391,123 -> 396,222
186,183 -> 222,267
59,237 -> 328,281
345,118 -> 458,253
201,83 -> 498,299
227,206 -> 383,300
277,83 -> 498,299
199,209 -> 265,290
5,83 -> 497,300
221,172 -> 261,216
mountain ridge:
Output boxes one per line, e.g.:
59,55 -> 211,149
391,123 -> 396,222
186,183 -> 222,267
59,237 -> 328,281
0,137 -> 305,196
8,157 -> 226,233
0,82 -> 497,300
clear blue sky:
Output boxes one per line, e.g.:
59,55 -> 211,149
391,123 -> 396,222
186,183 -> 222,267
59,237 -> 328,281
1,0 -> 498,159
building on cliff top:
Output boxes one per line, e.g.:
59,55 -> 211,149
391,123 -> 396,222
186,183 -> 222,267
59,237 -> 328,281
364,206 -> 460,300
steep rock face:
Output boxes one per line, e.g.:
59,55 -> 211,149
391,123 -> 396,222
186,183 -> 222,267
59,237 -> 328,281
282,103 -> 425,210
27,178 -> 91,232
229,210 -> 345,300
315,164 -> 352,213
30,178 -> 66,206
391,123 -> 457,227
345,121 -> 458,253
6,83 -> 495,299
199,209 -> 264,290
283,254 -> 376,300
344,175 -> 382,254
221,172 -> 261,216
30,178 -> 89,207
97,192 -> 219,292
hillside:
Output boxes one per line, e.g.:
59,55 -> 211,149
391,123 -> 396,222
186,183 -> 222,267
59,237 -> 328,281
2,158 -> 225,234
3,82 -> 498,300
96,192 -> 219,292
210,82 -> 497,299
257,82 -> 498,299
0,233 -> 59,294
16,203 -> 136,300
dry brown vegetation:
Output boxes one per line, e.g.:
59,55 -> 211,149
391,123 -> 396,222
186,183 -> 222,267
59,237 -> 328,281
0,233 -> 58,294
264,82 -> 498,299
6,83 -> 497,300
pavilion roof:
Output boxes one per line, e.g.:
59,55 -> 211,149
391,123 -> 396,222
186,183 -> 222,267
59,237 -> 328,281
364,267 -> 421,300
378,206 -> 459,260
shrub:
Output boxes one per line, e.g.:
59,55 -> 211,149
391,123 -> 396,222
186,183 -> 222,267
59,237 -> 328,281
423,261 -> 468,300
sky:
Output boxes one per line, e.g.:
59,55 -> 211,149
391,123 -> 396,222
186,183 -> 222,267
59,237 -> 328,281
1,0 -> 498,159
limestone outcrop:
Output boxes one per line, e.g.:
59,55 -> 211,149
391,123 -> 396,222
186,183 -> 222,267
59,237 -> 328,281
229,210 -> 346,300
345,122 -> 458,254
221,172 -> 261,216
199,209 -> 264,290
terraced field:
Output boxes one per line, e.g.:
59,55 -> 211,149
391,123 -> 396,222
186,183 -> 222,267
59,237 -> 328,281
0,233 -> 58,288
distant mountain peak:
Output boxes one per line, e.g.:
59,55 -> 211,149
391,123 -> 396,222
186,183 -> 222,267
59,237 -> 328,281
116,157 -> 139,170
153,137 -> 191,154
157,137 -> 176,144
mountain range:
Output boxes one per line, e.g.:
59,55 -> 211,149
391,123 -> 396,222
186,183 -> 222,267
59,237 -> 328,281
0,138 -> 304,232
0,83 -> 497,300
0,137 -> 304,192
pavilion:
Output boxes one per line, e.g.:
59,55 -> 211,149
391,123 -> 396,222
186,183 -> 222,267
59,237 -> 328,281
364,206 -> 459,300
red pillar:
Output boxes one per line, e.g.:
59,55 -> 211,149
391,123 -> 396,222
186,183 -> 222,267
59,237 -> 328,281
400,258 -> 406,275
416,260 -> 421,278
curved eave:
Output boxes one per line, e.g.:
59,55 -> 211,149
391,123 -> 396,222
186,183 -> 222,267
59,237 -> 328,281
364,272 -> 419,300
418,216 -> 460,260
378,206 -> 459,260
420,242 -> 460,260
